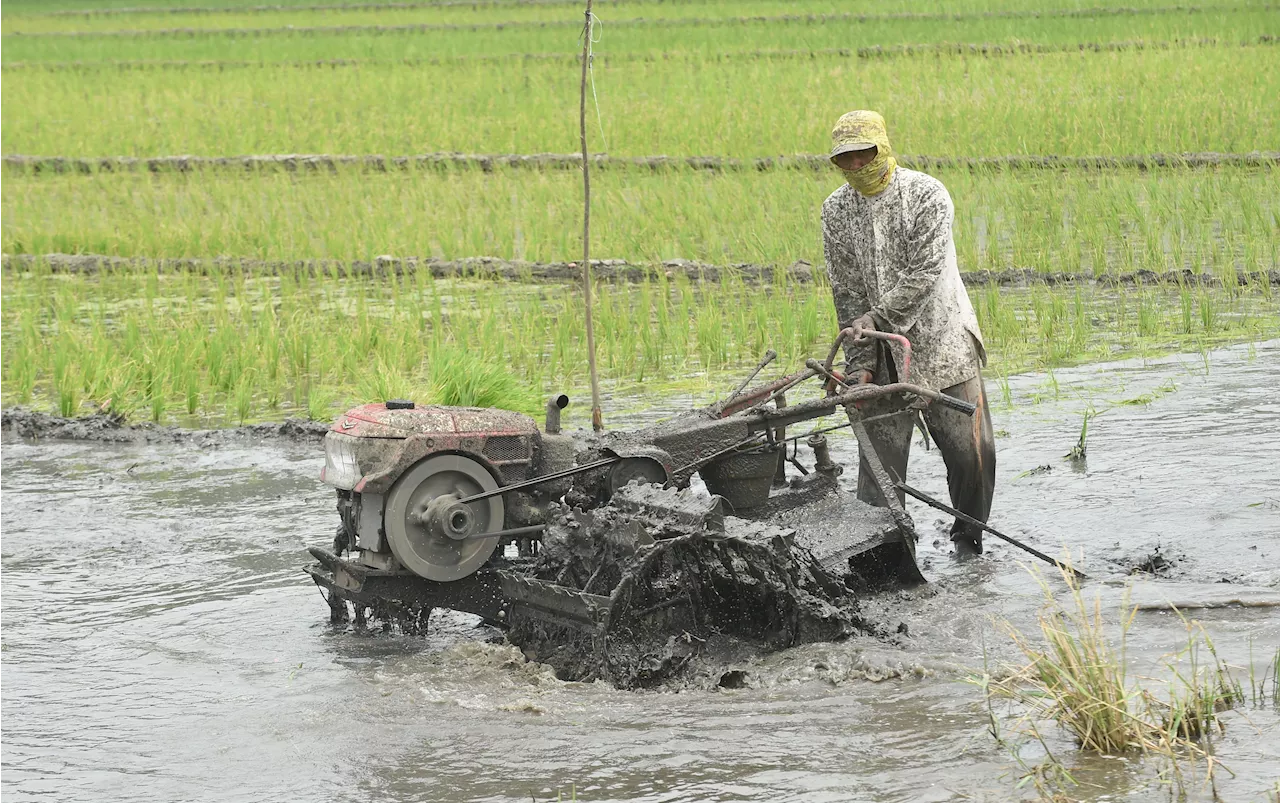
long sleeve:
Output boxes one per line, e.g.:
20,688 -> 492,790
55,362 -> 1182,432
871,184 -> 954,333
822,203 -> 877,374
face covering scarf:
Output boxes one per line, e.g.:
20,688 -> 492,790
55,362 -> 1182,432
831,110 -> 898,197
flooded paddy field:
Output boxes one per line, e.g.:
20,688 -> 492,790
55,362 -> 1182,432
3,341 -> 1278,802
3,0 -> 1279,797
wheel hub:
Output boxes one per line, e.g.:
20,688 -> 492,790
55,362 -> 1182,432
384,453 -> 506,581
416,494 -> 477,541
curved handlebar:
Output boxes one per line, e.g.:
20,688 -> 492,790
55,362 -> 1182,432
804,358 -> 977,417
822,327 -> 913,384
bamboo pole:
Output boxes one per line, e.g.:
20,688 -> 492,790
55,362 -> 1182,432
579,0 -> 603,432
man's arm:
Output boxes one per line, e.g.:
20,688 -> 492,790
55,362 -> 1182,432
870,182 -> 953,333
822,204 -> 876,378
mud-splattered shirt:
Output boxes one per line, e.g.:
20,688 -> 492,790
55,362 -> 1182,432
822,167 -> 985,392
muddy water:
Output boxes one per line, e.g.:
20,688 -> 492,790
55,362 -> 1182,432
3,341 -> 1278,802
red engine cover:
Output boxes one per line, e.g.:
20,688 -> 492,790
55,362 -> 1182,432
333,403 -> 539,439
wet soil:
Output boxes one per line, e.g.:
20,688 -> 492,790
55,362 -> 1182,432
3,341 -> 1278,802
1,406 -> 329,445
6,252 -> 1277,288
6,150 -> 1277,176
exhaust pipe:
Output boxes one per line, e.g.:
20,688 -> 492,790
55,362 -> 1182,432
545,393 -> 570,434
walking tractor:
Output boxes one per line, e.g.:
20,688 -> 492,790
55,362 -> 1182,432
305,330 -> 978,686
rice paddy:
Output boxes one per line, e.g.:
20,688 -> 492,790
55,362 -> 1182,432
1,0 -> 1277,425
6,48 -> 1279,156
3,262 -> 1274,426
5,168 -> 1277,279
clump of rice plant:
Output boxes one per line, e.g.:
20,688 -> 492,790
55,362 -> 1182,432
1064,406 -> 1097,463
305,385 -> 337,422
51,348 -> 81,418
994,567 -> 1141,754
977,565 -> 1249,798
232,371 -> 255,424
354,354 -> 429,407
425,344 -> 541,416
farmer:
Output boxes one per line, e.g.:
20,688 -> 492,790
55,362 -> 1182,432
821,110 -> 995,557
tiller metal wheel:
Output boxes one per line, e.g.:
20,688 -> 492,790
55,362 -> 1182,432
383,453 -> 506,582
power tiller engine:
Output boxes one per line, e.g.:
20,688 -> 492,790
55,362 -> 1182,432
305,331 -> 978,685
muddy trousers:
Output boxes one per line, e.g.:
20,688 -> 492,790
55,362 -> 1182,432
855,368 -> 996,553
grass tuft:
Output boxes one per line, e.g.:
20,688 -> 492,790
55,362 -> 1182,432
978,564 -> 1252,797
426,344 -> 541,416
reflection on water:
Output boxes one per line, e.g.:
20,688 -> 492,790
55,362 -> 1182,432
3,342 -> 1278,802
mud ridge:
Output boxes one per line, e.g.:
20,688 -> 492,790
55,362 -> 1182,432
0,406 -> 330,445
6,150 -> 1277,176
4,253 -> 1278,288
5,4 -> 1261,39
7,36 -> 1271,73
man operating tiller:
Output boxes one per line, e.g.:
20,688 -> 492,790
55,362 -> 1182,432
821,110 -> 996,557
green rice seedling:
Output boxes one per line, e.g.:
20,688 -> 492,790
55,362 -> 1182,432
4,338 -> 39,404
1198,290 -> 1218,333
184,371 -> 201,417
995,372 -> 1013,409
265,373 -> 282,410
6,47 -> 1278,157
1136,292 -> 1160,337
1179,285 -> 1194,333
1269,648 -> 1280,706
426,344 -> 541,416
1251,645 -> 1280,708
7,168 -> 1276,283
1146,622 -> 1244,742
53,360 -> 81,417
232,371 -> 255,424
695,301 -> 727,371
1065,406 -> 1096,462
5,4 -> 1276,64
149,380 -> 168,424
305,384 -> 337,422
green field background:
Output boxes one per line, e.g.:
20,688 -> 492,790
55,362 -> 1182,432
2,0 -> 1277,421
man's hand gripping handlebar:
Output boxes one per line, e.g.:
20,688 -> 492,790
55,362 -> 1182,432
814,327 -> 978,417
